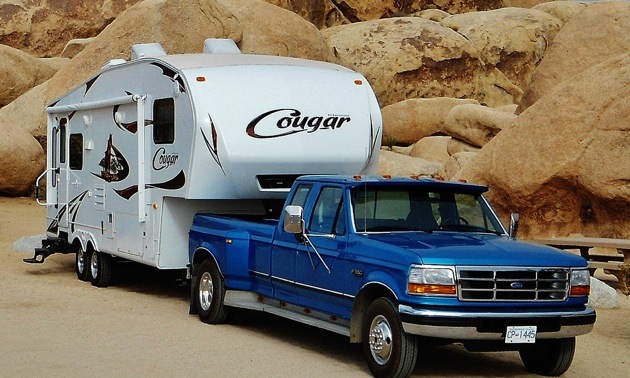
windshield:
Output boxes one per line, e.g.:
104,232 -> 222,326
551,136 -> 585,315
351,185 -> 505,234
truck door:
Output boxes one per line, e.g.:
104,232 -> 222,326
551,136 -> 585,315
270,183 -> 312,301
292,186 -> 353,317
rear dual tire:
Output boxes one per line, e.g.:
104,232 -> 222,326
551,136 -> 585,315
88,250 -> 112,288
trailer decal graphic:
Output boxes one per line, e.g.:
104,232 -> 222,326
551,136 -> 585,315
149,63 -> 186,93
84,75 -> 100,96
113,102 -> 152,133
246,108 -> 350,139
113,170 -> 186,200
92,134 -> 129,182
46,190 -> 89,234
200,114 -> 226,175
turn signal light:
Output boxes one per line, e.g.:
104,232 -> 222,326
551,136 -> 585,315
408,283 -> 456,295
570,285 -> 590,297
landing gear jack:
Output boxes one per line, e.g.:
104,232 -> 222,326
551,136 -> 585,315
23,237 -> 70,264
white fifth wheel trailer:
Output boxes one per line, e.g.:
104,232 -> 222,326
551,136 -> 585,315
26,39 -> 382,287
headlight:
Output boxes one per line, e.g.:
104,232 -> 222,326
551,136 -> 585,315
408,265 -> 456,296
569,269 -> 590,297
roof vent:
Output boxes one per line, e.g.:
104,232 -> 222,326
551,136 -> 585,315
101,58 -> 126,71
131,43 -> 167,60
203,39 -> 241,54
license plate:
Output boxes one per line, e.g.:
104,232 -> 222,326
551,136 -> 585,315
505,326 -> 537,344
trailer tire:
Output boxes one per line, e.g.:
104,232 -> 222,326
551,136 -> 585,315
75,244 -> 89,282
519,337 -> 575,376
363,297 -> 418,378
89,251 -> 112,288
194,259 -> 231,324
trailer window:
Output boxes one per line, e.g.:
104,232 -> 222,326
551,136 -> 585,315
153,98 -> 174,144
69,134 -> 83,170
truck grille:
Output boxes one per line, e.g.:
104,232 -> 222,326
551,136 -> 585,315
457,267 -> 569,302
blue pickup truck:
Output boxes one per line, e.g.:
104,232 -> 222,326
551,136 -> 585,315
188,175 -> 595,377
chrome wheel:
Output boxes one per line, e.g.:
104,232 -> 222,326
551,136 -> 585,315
198,271 -> 214,312
90,252 -> 99,281
368,314 -> 393,365
76,248 -> 86,275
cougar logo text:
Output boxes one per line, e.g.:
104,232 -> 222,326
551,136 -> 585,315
247,108 -> 351,139
153,147 -> 179,170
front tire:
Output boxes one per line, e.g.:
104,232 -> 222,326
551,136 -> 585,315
519,337 -> 576,376
89,251 -> 112,288
194,259 -> 231,324
363,297 -> 418,378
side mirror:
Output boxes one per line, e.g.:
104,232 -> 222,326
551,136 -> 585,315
283,205 -> 304,234
509,213 -> 520,239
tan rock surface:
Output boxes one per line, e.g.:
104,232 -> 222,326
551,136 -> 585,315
0,0 -> 141,57
382,98 -> 479,145
441,7 -> 562,102
378,149 -> 443,177
443,104 -> 516,148
323,17 -> 483,107
409,136 -> 451,164
447,137 -> 480,155
518,1 -> 630,112
440,151 -> 477,180
533,0 -> 587,26
459,52 -> 630,239
0,124 -> 45,195
0,45 -> 59,106
218,0 -> 333,60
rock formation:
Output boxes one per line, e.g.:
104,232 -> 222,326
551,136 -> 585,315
459,52 -> 630,239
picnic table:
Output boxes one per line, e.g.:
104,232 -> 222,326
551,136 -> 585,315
529,236 -> 630,295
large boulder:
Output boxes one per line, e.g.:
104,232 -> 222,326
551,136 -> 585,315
264,0 -> 349,28
459,52 -> 630,239
0,0 -> 141,57
0,123 -> 45,196
323,18 -> 483,107
378,149 -> 443,177
409,136 -> 451,164
0,45 -> 60,106
218,0 -> 334,59
382,97 -> 478,145
441,8 -> 562,104
443,104 -> 517,148
518,1 -> 630,113
533,0 -> 587,26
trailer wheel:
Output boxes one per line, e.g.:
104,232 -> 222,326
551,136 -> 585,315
519,337 -> 575,376
75,244 -> 89,282
194,259 -> 231,324
362,297 -> 418,378
89,251 -> 112,288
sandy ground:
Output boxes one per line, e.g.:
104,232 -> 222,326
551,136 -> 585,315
1,197 -> 628,377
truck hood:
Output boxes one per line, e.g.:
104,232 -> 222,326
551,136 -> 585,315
362,232 -> 587,268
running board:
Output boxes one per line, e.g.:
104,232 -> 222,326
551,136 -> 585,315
224,291 -> 350,337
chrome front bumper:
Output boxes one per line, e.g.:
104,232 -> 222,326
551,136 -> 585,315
399,305 -> 596,340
